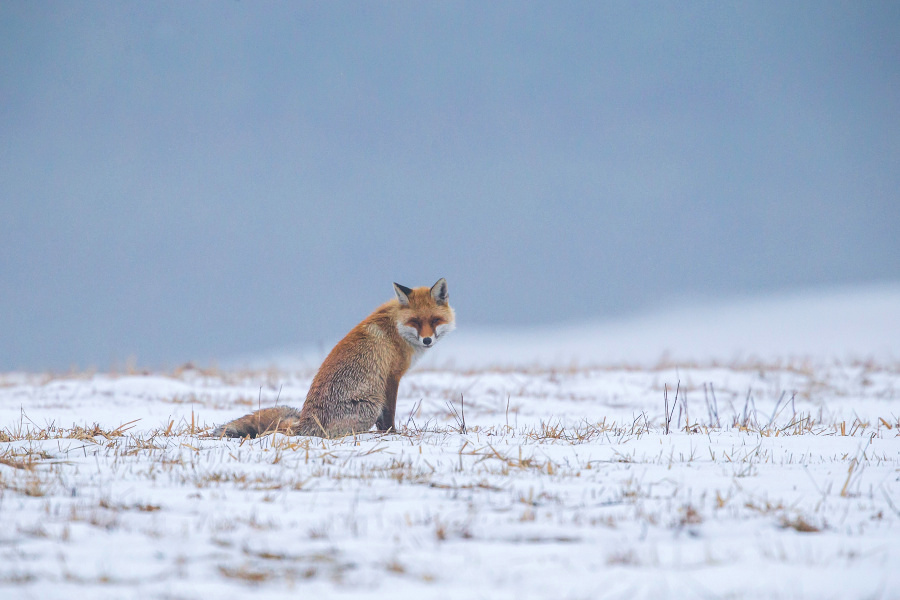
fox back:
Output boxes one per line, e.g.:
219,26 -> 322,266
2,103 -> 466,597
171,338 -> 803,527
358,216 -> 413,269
213,278 -> 455,438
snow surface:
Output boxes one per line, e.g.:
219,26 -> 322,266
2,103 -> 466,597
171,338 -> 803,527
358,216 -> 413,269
432,283 -> 900,368
1,286 -> 899,599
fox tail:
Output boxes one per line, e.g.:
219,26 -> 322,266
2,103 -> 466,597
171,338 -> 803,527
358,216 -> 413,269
212,406 -> 305,438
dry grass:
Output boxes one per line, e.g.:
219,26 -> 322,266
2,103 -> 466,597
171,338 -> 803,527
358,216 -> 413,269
0,417 -> 141,444
780,515 -> 822,533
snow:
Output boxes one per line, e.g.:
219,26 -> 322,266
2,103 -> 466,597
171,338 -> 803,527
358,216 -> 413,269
1,285 -> 899,599
429,283 -> 900,368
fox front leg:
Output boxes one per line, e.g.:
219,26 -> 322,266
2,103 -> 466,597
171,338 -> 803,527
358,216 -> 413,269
376,375 -> 400,432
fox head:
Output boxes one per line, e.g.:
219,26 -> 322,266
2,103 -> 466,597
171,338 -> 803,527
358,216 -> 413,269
393,278 -> 456,349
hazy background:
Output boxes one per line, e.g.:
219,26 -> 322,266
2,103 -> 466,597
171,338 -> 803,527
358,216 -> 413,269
2,1 -> 898,371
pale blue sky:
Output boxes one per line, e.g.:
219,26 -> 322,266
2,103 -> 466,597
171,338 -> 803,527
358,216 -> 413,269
2,2 -> 898,370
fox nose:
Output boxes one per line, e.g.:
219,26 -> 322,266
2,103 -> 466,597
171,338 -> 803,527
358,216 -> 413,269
422,337 -> 433,346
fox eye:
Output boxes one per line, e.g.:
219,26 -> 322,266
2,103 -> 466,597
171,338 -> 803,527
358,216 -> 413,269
430,318 -> 444,328
407,318 -> 421,328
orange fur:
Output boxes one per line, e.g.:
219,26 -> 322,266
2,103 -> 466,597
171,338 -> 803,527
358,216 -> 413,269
213,279 -> 455,438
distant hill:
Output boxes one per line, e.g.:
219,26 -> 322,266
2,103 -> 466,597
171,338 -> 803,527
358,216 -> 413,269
236,283 -> 900,370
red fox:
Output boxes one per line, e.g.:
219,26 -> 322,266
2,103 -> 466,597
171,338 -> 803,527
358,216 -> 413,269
213,278 -> 455,438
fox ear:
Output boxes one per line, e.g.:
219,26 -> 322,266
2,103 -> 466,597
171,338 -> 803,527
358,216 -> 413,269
430,278 -> 449,305
393,283 -> 413,306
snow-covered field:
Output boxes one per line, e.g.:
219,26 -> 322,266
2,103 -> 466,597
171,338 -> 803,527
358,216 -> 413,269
2,286 -> 899,599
